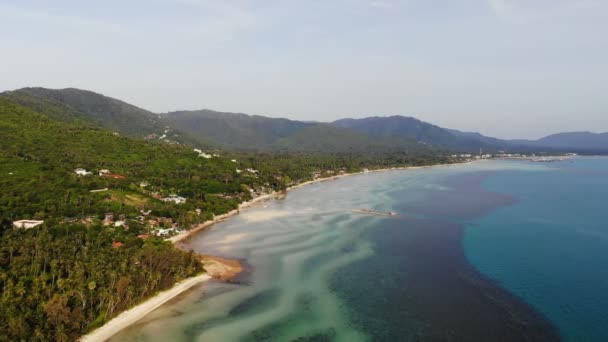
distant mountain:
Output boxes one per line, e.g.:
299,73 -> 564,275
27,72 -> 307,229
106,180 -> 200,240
332,116 -> 511,152
163,109 -> 313,151
163,110 -> 425,153
513,132 -> 608,153
1,87 -> 211,147
3,87 -> 606,154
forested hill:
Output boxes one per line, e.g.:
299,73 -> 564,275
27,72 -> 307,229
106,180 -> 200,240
0,97 -> 451,341
511,132 -> 608,153
2,88 -> 437,153
1,87 -> 212,147
6,87 -> 602,153
164,109 -> 315,151
0,97 -> 211,341
164,109 -> 428,152
332,116 -> 512,152
0,87 -> 492,153
163,110 -> 515,152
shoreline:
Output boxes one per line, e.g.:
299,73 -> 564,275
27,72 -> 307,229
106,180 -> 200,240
80,161 -> 467,341
170,161 -> 466,245
79,273 -> 212,342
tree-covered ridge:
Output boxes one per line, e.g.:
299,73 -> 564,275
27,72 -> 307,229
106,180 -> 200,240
164,109 -> 434,153
164,109 -> 315,151
5,87 -> 606,154
2,87 -> 213,147
332,116 -> 512,152
0,98 -> 208,340
0,97 -> 252,221
0,97 -> 450,223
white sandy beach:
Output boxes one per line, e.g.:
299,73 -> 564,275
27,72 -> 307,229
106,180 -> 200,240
80,274 -> 212,342
167,192 -> 279,244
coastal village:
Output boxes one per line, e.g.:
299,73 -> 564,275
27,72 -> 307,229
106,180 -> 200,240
10,149 -> 577,240
451,151 -> 577,162
9,147 -> 280,247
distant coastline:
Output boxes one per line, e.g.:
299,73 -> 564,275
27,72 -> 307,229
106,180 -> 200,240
171,161 -> 469,245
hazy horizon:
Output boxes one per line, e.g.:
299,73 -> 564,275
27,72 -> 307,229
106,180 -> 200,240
1,0 -> 606,139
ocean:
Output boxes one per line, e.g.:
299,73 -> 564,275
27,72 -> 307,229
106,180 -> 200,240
111,157 -> 608,341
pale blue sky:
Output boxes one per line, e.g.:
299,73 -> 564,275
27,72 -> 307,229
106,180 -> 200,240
1,0 -> 606,138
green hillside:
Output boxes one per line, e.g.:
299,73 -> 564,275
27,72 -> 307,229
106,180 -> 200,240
164,110 -> 434,153
0,98 -> 213,341
0,98 -> 244,221
2,88 -> 213,147
332,116 -> 512,152
164,109 -> 313,151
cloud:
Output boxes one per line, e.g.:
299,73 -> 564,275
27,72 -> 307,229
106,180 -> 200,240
487,0 -> 608,24
0,3 -> 127,35
370,1 -> 394,9
158,0 -> 260,43
486,0 -> 527,24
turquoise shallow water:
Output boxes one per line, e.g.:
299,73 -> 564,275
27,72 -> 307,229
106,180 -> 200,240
111,159 -> 607,341
464,157 -> 608,341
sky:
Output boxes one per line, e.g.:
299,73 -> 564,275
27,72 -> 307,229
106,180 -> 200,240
1,0 -> 607,139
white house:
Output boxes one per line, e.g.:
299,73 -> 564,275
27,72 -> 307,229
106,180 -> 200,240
246,168 -> 259,174
98,169 -> 110,176
156,227 -> 176,237
114,221 -> 126,228
74,168 -> 92,176
193,148 -> 202,154
162,195 -> 187,204
231,159 -> 237,163
199,153 -> 212,159
13,220 -> 44,229
236,169 -> 242,174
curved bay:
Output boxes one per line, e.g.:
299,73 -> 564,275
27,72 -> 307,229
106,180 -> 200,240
111,161 -> 561,341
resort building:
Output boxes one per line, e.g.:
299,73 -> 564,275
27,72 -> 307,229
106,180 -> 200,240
103,212 -> 114,225
74,168 -> 92,176
156,227 -> 177,237
161,195 -> 187,204
13,220 -> 44,229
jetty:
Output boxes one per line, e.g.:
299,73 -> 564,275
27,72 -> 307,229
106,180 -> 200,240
352,209 -> 399,217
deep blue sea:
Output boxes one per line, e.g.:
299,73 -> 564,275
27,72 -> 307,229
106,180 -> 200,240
464,157 -> 608,341
111,158 -> 608,341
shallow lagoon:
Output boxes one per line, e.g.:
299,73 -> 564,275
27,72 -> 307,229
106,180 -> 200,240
112,159 -> 608,341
